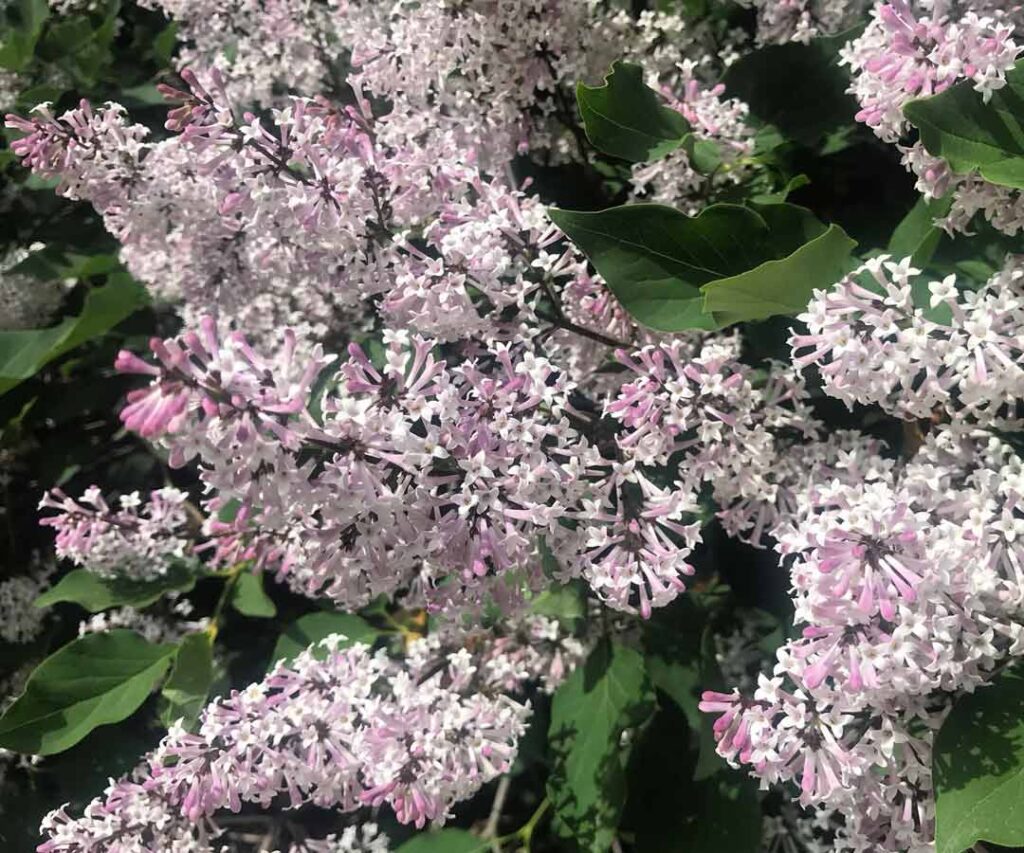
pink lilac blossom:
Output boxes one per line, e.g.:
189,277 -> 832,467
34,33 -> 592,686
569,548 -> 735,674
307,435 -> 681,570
791,254 -> 1024,425
112,320 -> 601,615
4,0 -> 767,350
137,0 -> 339,106
108,320 -> 829,619
629,60 -> 755,211
39,636 -> 529,850
467,614 -> 589,695
841,1 -> 1024,235
547,338 -> 820,615
39,486 -> 193,580
4,73 -> 643,352
701,424 -> 1024,852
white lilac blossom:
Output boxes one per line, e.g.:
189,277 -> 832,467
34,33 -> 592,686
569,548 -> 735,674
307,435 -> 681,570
5,75 -> 624,350
137,0 -> 339,106
112,319 -> 600,615
3,1 -> 763,349
77,600 -> 209,644
0,69 -> 21,112
791,254 -> 1024,425
283,824 -> 393,853
0,246 -> 65,331
737,0 -> 870,44
841,1 -> 1024,235
0,557 -> 54,644
452,614 -> 590,695
110,321 -> 831,618
39,486 -> 193,580
39,636 -> 530,850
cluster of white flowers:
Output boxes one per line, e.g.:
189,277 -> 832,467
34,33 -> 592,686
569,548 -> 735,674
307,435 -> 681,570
0,556 -> 54,644
0,246 -> 65,331
13,1 -> 1024,851
77,598 -> 209,644
5,1 -> 758,347
40,635 -> 533,848
738,0 -> 870,44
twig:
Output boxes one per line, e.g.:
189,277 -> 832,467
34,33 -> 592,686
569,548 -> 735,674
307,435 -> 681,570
483,775 -> 512,841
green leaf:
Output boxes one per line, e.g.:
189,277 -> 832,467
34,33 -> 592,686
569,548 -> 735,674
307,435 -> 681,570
272,611 -> 380,664
230,571 -> 277,618
0,0 -> 49,71
577,61 -> 690,163
396,829 -> 488,853
35,564 -> 197,613
548,639 -> 655,851
624,702 -> 761,853
701,223 -> 856,323
642,598 -> 706,730
682,136 -> 723,175
722,28 -> 862,145
887,195 -> 954,268
681,770 -> 762,852
549,202 -> 855,330
151,21 -> 178,65
695,626 -> 728,781
159,631 -> 213,729
529,581 -> 587,628
904,59 -> 1024,189
548,203 -> 765,331
0,630 -> 177,754
933,663 -> 1024,853
0,273 -> 147,396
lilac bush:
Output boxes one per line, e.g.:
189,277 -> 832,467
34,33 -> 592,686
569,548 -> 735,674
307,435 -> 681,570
1,0 -> 1024,851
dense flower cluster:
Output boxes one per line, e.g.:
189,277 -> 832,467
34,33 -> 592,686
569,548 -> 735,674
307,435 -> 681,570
739,0 -> 869,44
842,0 -> 1024,234
108,318 -> 846,618
701,426 -> 1024,851
630,60 -> 755,209
5,1 -> 761,345
0,557 -> 54,644
792,254 -> 1024,425
39,634 -> 533,849
39,486 -> 193,580
0,246 -> 65,331
13,2 -> 1024,852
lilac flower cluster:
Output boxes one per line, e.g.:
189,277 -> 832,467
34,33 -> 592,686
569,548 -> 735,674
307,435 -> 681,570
738,0 -> 870,44
792,254 -> 1024,425
0,245 -> 65,331
39,633 -> 535,849
701,426 -> 1024,851
17,3 -> 1024,851
0,556 -> 54,644
842,1 -> 1024,234
629,60 -> 755,210
39,486 -> 193,580
5,3 -> 758,347
108,318 -> 840,619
